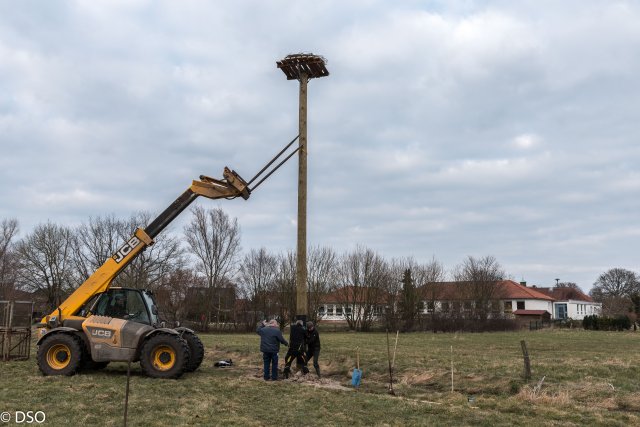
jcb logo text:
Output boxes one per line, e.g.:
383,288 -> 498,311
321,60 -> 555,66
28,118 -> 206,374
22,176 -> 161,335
113,236 -> 141,263
91,329 -> 112,338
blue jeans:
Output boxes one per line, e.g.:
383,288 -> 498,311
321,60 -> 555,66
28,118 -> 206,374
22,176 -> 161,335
263,352 -> 278,380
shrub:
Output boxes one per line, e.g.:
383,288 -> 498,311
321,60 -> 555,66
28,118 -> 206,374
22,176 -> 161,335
582,314 -> 631,331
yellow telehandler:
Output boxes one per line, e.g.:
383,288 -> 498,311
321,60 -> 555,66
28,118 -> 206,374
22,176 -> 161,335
36,136 -> 300,378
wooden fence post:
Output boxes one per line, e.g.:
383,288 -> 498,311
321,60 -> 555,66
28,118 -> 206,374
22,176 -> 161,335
520,340 -> 531,381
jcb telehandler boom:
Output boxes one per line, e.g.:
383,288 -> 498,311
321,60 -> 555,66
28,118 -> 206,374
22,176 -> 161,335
36,136 -> 299,378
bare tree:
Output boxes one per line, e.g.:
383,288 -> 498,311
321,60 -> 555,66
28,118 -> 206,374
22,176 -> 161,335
307,246 -> 337,324
453,255 -> 504,321
338,246 -> 389,331
71,213 -> 183,290
15,222 -> 75,310
113,212 -> 183,290
414,256 -> 446,330
238,248 -> 278,327
591,268 -> 639,299
184,206 -> 241,328
556,281 -> 581,291
590,268 -> 640,316
271,250 -> 296,328
417,256 -> 446,287
155,268 -> 204,324
71,214 -> 122,283
0,218 -> 19,300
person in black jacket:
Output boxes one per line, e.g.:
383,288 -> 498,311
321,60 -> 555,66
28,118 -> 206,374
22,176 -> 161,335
305,321 -> 321,377
283,319 -> 309,378
257,319 -> 288,381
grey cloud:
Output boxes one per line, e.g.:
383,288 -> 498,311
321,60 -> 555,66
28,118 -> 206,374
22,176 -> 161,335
1,1 -> 639,289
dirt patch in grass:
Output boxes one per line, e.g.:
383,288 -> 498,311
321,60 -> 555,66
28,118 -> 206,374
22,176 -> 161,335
399,369 -> 438,385
284,371 -> 354,392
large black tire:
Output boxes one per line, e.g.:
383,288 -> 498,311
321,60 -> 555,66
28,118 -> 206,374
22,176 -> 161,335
180,330 -> 204,372
37,333 -> 84,376
139,333 -> 190,379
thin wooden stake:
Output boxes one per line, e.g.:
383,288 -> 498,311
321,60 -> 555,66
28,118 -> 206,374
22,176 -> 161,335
124,358 -> 132,427
391,330 -> 399,371
450,345 -> 454,393
520,340 -> 531,381
386,329 -> 395,395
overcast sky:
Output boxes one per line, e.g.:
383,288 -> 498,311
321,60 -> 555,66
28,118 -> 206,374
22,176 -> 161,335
1,1 -> 639,290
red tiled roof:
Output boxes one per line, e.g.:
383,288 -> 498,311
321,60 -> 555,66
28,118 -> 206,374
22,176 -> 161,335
494,280 -> 554,301
417,280 -> 554,301
533,287 -> 593,302
513,309 -> 549,315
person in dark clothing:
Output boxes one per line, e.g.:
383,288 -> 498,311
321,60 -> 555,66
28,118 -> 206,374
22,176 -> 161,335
305,321 -> 321,377
283,320 -> 308,378
108,294 -> 128,318
257,319 -> 288,381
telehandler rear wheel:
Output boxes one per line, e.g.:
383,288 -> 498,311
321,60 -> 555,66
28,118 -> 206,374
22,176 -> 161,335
181,331 -> 204,372
37,333 -> 83,376
139,333 -> 190,379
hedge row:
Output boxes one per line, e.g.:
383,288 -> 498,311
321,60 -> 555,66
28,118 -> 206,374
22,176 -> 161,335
582,314 -> 632,331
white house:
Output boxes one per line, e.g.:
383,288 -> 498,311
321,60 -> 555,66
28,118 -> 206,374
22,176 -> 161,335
532,286 -> 601,320
315,280 -> 601,324
418,280 -> 555,320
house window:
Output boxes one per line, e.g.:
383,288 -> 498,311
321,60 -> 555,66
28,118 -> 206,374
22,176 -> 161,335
326,305 -> 334,316
555,303 -> 567,319
427,301 -> 435,313
317,306 -> 326,316
452,302 -> 461,312
463,302 -> 472,312
336,306 -> 343,316
504,301 -> 512,313
345,306 -> 352,315
516,301 -> 525,310
441,302 -> 450,313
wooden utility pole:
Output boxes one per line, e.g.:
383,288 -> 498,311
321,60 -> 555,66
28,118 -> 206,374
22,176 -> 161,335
277,54 -> 329,323
296,71 -> 309,319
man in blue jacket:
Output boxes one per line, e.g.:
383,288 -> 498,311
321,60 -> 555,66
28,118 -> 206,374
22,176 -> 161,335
257,319 -> 288,381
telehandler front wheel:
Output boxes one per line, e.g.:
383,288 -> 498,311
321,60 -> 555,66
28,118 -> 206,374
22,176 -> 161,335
37,333 -> 83,376
139,333 -> 190,379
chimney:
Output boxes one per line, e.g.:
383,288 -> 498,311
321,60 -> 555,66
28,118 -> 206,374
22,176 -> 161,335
520,281 -> 527,287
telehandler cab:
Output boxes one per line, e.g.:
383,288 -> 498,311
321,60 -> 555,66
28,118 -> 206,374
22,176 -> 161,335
36,137 -> 301,378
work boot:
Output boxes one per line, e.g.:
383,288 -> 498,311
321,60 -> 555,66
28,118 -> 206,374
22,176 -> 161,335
283,366 -> 291,379
315,366 -> 321,378
302,366 -> 309,375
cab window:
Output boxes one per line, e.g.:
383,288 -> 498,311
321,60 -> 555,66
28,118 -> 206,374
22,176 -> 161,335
94,290 -> 151,325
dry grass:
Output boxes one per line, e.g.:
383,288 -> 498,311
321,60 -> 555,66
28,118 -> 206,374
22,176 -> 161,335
1,330 -> 640,426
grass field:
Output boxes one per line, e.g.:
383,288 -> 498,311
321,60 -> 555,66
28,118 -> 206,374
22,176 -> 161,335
1,329 -> 640,426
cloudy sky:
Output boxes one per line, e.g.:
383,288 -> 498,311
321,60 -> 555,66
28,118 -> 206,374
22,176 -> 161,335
1,1 -> 639,290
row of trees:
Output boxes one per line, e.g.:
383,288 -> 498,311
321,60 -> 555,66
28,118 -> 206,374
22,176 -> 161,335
0,210 -> 508,331
2,210 -> 635,331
